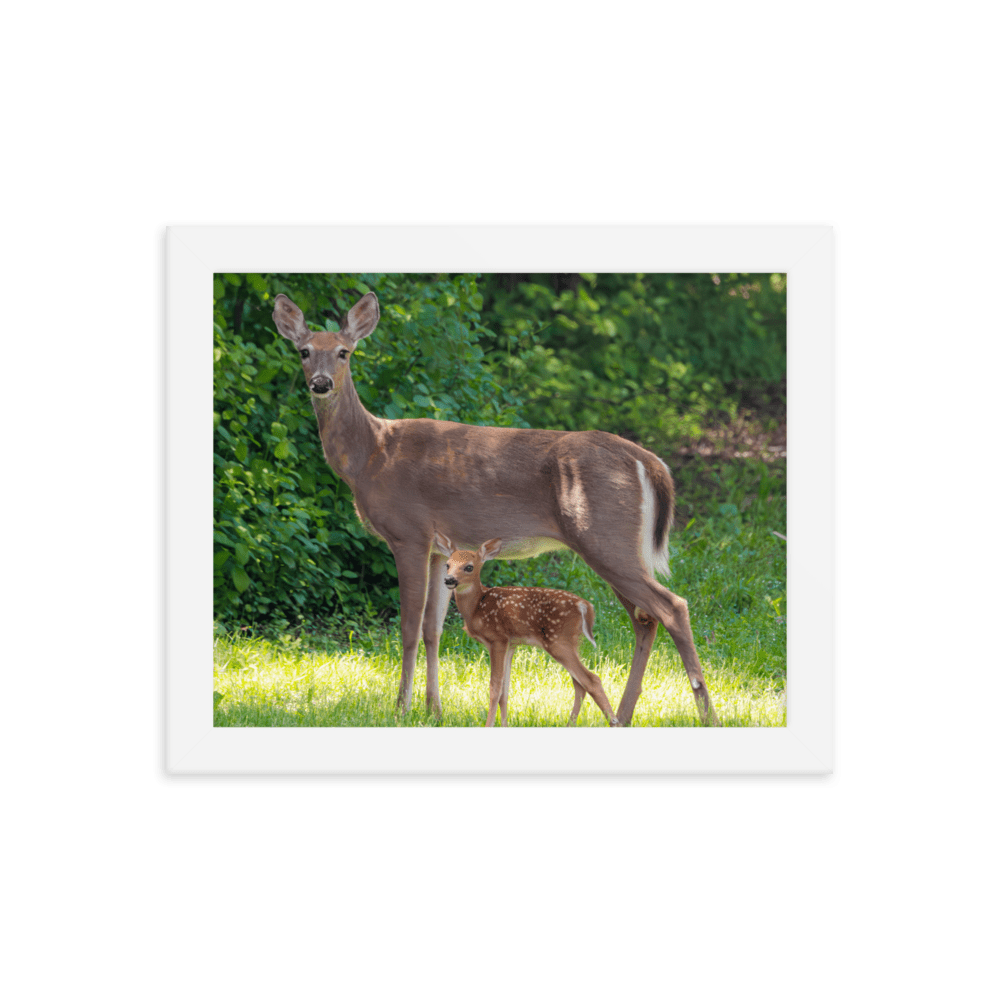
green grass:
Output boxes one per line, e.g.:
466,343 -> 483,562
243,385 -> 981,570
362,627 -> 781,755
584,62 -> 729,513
213,625 -> 784,727
213,456 -> 786,728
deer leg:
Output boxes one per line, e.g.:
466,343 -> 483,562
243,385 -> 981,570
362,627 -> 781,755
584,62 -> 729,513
485,643 -> 508,727
549,641 -> 620,727
665,597 -> 720,727
599,571 -> 719,726
421,551 -> 449,717
567,679 -> 585,726
611,587 -> 659,727
390,545 -> 432,714
498,645 -> 515,727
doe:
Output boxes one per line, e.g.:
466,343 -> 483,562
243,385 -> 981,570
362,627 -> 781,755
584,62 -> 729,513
272,290 -> 718,726
435,532 -> 620,728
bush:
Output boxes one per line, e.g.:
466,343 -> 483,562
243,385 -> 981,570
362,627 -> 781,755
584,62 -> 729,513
478,272 -> 786,447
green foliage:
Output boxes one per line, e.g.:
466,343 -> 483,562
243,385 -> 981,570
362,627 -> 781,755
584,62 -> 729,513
478,273 -> 786,448
213,273 -> 527,625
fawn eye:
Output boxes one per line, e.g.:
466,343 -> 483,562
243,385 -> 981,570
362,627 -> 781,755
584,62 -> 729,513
464,564 -> 473,572
299,349 -> 310,359
338,349 -> 349,360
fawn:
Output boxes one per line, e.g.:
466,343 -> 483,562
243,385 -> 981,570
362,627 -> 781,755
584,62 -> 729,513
434,532 -> 621,727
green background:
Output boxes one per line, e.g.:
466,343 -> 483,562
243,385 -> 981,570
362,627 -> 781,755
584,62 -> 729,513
5,4 -> 984,996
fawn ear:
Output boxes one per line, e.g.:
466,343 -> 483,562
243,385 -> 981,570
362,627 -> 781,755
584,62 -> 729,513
273,294 -> 310,345
479,538 -> 504,562
433,530 -> 455,556
344,292 -> 380,344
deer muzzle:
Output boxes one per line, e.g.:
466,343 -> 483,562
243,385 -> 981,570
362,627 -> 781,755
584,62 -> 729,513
309,375 -> 333,395
444,576 -> 458,590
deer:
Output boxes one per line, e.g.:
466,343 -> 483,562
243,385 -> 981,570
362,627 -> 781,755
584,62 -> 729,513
435,533 -> 620,727
271,289 -> 720,727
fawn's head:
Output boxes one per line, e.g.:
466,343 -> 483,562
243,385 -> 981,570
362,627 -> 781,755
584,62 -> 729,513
273,292 -> 380,398
434,533 -> 503,594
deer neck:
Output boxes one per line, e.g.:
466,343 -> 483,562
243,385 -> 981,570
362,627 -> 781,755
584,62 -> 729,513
311,372 -> 380,482
453,579 -> 487,620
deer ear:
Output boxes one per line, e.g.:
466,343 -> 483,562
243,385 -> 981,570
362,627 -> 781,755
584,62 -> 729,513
272,294 -> 310,344
344,292 -> 380,344
433,530 -> 455,556
479,538 -> 504,562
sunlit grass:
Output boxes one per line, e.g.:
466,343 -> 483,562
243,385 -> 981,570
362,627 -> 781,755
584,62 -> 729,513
213,613 -> 785,728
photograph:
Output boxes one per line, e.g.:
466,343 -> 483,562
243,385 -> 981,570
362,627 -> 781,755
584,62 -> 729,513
211,271 -> 787,729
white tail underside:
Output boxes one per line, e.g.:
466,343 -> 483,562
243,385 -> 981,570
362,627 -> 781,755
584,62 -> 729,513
636,459 -> 671,578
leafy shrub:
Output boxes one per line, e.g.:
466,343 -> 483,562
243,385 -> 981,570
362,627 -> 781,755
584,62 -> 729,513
478,273 -> 786,447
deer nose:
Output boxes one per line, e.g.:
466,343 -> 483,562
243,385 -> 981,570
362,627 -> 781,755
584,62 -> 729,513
310,376 -> 333,394
444,576 -> 457,589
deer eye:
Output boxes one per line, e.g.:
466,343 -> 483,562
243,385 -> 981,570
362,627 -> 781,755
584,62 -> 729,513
464,564 -> 473,573
299,349 -> 310,359
338,349 -> 349,360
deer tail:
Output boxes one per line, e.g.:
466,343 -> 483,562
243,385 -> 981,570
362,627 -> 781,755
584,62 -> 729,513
579,601 -> 597,648
636,456 -> 674,578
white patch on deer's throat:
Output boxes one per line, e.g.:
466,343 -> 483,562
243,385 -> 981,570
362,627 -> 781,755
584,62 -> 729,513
311,386 -> 338,408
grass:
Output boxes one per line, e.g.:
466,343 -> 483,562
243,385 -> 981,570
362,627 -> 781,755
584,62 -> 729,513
214,455 -> 786,728
213,626 -> 784,727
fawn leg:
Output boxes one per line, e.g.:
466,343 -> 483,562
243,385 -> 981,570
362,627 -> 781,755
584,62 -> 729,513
485,643 -> 508,727
567,679 -> 585,726
550,640 -> 620,727
498,645 -> 515,727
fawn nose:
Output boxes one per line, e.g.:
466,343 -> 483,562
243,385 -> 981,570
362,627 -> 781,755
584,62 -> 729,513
310,375 -> 333,394
444,575 -> 457,589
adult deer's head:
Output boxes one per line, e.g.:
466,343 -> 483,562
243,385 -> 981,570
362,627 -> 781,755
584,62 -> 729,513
272,292 -> 380,398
